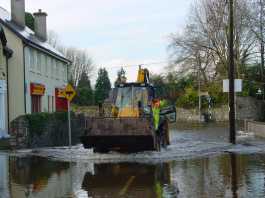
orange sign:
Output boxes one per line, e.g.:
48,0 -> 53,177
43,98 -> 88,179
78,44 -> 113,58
56,88 -> 66,98
31,83 -> 45,96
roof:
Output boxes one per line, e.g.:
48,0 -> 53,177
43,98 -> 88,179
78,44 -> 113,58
0,7 -> 70,63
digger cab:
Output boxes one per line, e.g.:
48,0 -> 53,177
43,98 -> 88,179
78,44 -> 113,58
113,83 -> 154,118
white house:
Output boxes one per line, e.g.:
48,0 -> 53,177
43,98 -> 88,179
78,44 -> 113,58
0,0 -> 71,132
0,25 -> 12,138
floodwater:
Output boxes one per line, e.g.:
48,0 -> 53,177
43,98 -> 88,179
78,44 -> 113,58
1,123 -> 265,198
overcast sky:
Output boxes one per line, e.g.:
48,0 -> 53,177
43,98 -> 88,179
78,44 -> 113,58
0,0 -> 193,84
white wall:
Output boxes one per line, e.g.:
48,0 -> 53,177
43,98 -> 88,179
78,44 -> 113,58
0,80 -> 7,137
2,25 -> 25,122
24,46 -> 68,113
0,154 -> 9,197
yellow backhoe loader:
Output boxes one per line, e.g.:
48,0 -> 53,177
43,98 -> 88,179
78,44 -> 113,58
81,67 -> 176,152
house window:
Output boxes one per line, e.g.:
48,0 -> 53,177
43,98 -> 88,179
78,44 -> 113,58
44,56 -> 48,76
25,47 -> 30,70
34,50 -> 38,72
59,62 -> 63,80
37,52 -> 41,73
41,54 -> 45,74
51,59 -> 55,78
61,64 -> 65,81
55,61 -> 59,79
47,57 -> 51,77
48,95 -> 53,112
30,49 -> 35,71
31,95 -> 41,113
61,65 -> 64,79
64,65 -> 68,82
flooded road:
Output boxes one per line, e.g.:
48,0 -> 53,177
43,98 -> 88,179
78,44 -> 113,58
1,123 -> 265,198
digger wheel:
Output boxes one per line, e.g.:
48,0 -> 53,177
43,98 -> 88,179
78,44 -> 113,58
156,134 -> 161,151
156,120 -> 169,151
94,147 -> 109,153
164,120 -> 170,146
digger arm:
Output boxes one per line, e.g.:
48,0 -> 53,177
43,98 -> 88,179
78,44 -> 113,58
137,67 -> 150,84
160,105 -> 177,123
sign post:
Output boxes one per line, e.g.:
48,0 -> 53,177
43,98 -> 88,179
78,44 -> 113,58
68,100 -> 71,148
63,84 -> 76,149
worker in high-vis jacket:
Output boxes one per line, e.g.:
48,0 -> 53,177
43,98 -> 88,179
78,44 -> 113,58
151,98 -> 166,133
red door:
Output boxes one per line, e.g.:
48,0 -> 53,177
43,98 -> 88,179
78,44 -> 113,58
31,95 -> 41,113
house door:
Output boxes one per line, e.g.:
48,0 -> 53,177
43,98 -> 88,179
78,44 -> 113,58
0,80 -> 7,137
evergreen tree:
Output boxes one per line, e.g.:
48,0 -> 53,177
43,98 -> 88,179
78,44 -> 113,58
78,72 -> 91,88
25,12 -> 34,31
74,71 -> 94,106
114,67 -> 127,87
95,68 -> 111,104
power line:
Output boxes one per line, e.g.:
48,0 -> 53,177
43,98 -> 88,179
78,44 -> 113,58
99,60 -> 170,69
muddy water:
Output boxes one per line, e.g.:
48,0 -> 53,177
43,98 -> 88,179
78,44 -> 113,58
1,153 -> 265,198
1,123 -> 265,198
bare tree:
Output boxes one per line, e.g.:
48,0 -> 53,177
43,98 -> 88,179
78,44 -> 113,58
169,0 -> 256,81
247,0 -> 265,81
169,28 -> 215,84
47,30 -> 95,87
47,30 -> 61,49
63,47 -> 94,87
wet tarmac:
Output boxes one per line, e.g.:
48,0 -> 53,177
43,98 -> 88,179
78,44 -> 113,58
1,122 -> 265,198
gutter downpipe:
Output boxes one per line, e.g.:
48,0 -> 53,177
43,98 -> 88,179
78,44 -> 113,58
3,46 -> 13,132
6,56 -> 10,130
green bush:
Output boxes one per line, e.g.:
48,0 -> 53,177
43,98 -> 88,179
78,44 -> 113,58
207,82 -> 228,106
239,80 -> 260,97
25,112 -> 68,136
176,86 -> 198,108
175,82 -> 228,109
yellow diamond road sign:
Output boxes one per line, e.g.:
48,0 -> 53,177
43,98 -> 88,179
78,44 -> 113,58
63,84 -> 76,102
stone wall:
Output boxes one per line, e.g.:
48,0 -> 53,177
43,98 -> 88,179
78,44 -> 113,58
236,96 -> 265,121
73,104 -> 112,117
176,106 -> 229,122
74,96 -> 265,123
246,121 -> 265,138
176,96 -> 265,122
9,113 -> 85,149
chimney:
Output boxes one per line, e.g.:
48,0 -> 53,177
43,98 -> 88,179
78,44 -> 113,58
11,0 -> 25,28
33,9 -> 48,41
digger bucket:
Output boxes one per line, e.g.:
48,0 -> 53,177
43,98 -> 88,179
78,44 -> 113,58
81,117 -> 158,152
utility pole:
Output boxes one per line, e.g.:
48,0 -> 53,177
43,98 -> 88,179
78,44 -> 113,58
198,69 -> 201,123
260,0 -> 265,99
68,100 -> 72,148
228,0 -> 236,144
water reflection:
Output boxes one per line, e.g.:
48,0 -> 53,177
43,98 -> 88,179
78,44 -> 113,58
1,153 -> 265,197
230,153 -> 238,198
81,163 -> 177,198
8,156 -> 72,198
